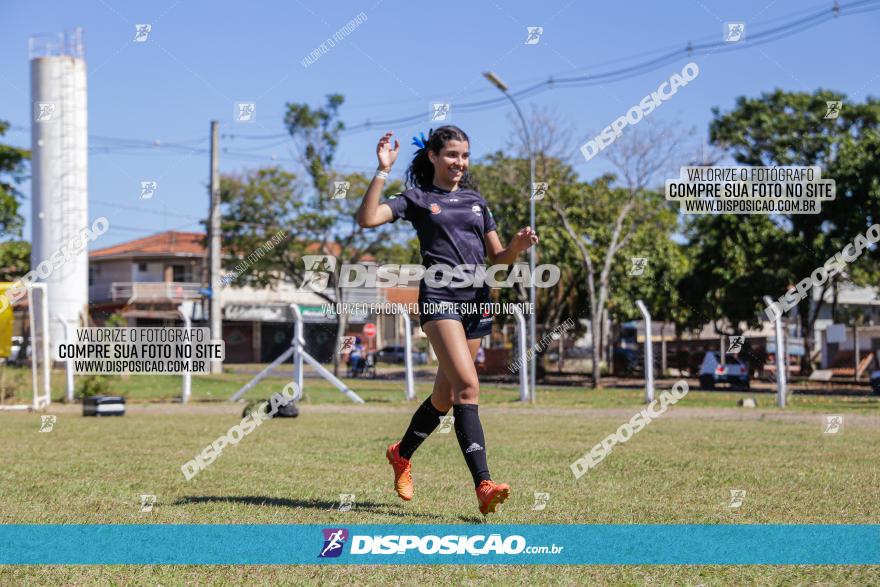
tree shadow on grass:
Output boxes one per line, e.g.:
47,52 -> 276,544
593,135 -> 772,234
175,495 -> 438,518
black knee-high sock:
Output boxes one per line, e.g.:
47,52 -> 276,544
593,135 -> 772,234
453,404 -> 491,486
398,397 -> 448,460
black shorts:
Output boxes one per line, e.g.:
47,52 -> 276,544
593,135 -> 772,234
418,297 -> 494,340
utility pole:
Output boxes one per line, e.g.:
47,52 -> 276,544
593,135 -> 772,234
208,120 -> 222,374
482,70 -> 538,404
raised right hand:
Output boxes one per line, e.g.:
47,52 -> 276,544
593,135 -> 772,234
376,131 -> 400,172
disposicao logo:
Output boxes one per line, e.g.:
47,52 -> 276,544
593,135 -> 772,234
337,533 -> 527,556
319,528 -> 349,558
316,530 -> 565,558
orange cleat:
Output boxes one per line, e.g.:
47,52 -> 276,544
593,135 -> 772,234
386,441 -> 413,501
476,480 -> 510,515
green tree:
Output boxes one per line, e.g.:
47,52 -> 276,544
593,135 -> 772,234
689,89 -> 880,372
219,166 -> 405,372
284,94 -> 345,200
221,98 -> 408,375
553,178 -> 665,387
552,121 -> 693,388
609,206 -> 692,346
470,153 -> 587,334
469,106 -> 598,376
0,241 -> 30,281
677,214 -> 791,334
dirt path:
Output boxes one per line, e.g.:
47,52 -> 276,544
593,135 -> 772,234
32,401 -> 880,426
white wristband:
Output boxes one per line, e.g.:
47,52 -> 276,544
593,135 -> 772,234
375,169 -> 390,180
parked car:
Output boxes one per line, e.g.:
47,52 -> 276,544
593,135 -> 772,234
7,336 -> 31,364
698,352 -> 750,390
375,345 -> 427,365
8,336 -> 23,363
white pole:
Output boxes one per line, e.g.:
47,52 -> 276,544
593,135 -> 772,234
208,120 -> 223,374
511,305 -> 529,402
229,345 -> 295,402
229,304 -> 364,404
289,304 -> 364,403
483,73 -> 537,406
26,286 -> 38,410
635,300 -> 654,404
764,295 -> 787,408
57,317 -> 74,402
27,283 -> 52,409
299,351 -> 364,404
400,308 -> 415,400
178,305 -> 191,403
38,284 -> 50,408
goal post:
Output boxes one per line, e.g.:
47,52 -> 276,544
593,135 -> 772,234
229,303 -> 364,404
0,283 -> 51,411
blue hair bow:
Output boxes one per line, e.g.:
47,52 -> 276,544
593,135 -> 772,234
411,131 -> 429,150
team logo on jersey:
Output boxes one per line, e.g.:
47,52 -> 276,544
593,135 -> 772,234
430,203 -> 441,214
319,528 -> 349,558
472,205 -> 482,215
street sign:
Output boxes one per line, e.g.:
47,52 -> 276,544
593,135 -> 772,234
364,323 -> 376,337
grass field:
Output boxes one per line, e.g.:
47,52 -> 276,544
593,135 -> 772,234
1,368 -> 879,585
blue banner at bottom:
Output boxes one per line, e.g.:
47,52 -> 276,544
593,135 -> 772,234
1,524 -> 878,565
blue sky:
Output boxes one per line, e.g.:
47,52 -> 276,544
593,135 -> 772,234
1,0 -> 877,247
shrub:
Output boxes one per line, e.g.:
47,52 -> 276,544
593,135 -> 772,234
105,313 -> 128,328
74,375 -> 116,399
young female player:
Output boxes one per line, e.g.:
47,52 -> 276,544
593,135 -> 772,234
356,125 -> 539,515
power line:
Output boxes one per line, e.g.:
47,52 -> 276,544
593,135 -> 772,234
7,1 -> 874,158
88,144 -> 379,171
98,221 -> 202,235
90,197 -> 205,222
224,0 -> 876,138
6,0 -> 876,208
335,0 -> 878,134
246,0 -> 865,127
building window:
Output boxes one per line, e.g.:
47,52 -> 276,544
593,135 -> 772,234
172,265 -> 191,282
138,262 -> 148,272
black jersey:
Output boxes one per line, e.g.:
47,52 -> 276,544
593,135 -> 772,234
384,184 -> 498,301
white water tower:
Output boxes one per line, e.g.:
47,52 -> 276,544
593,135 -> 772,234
29,28 -> 89,353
